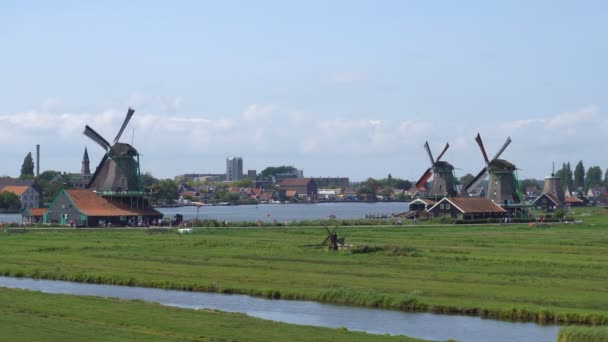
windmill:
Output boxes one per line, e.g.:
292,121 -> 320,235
84,108 -> 143,192
321,226 -> 345,250
415,142 -> 458,198
464,133 -> 522,205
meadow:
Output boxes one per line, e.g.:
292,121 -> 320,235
1,207 -> 607,326
0,287 -> 425,341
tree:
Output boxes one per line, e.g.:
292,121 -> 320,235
0,191 -> 20,210
556,162 -> 573,190
356,178 -> 379,201
585,166 -> 603,191
519,178 -> 540,192
152,179 -> 179,204
574,161 -> 585,189
141,172 -> 158,188
35,170 -> 73,206
259,166 -> 297,179
459,173 -> 475,187
233,178 -> 252,187
394,179 -> 412,190
20,152 -> 35,179
380,186 -> 394,200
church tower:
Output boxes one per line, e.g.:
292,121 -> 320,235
81,147 -> 91,175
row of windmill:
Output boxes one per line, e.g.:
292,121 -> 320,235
415,134 -> 523,206
82,107 -> 522,209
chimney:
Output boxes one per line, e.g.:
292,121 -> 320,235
36,144 -> 40,177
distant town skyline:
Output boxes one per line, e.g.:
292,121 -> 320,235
1,1 -> 607,181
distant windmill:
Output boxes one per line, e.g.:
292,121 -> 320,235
464,133 -> 522,205
415,142 -> 458,198
84,108 -> 143,192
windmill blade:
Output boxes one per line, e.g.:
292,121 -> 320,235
492,136 -> 512,161
464,167 -> 488,194
435,142 -> 450,162
424,141 -> 435,165
113,107 -> 135,144
321,235 -> 330,245
415,168 -> 433,190
84,125 -> 111,151
475,133 -> 490,165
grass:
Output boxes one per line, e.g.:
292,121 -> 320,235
557,326 -> 608,342
1,207 -> 607,326
0,287 -> 426,342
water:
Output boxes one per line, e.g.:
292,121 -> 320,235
0,277 -> 559,342
158,202 -> 409,222
0,213 -> 21,224
0,202 -> 407,224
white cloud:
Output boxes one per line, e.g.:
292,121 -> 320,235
0,103 -> 605,180
242,104 -> 277,121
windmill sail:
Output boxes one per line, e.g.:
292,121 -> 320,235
415,142 -> 457,197
84,108 -> 143,192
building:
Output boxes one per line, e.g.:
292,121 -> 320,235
426,197 -> 507,220
408,198 -> 436,212
22,207 -> 47,224
313,177 -> 349,189
62,148 -> 94,189
45,189 -> 162,226
226,157 -> 243,182
279,178 -> 317,202
247,170 -> 257,181
318,188 -> 342,201
531,193 -> 561,211
0,178 -> 40,210
176,173 -> 226,183
587,186 -> 607,199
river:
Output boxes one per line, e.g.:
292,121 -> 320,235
0,277 -> 559,342
0,202 -> 409,224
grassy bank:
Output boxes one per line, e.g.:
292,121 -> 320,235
1,207 -> 607,325
557,326 -> 608,342
0,287 -> 425,341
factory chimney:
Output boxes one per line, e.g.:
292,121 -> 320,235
36,144 -> 40,177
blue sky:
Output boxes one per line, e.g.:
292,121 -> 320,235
1,1 -> 607,181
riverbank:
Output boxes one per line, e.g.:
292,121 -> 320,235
1,208 -> 607,326
0,287 -> 426,342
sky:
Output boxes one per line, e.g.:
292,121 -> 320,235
1,1 -> 607,182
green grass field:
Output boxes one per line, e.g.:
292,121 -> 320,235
0,287 -> 425,342
1,207 -> 607,326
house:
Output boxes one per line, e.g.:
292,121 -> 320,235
587,186 -> 607,198
595,192 -> 608,207
426,197 -> 506,220
564,196 -> 585,207
285,190 -> 299,201
408,198 -> 436,212
279,178 -> 317,202
531,193 -> 561,211
318,188 -> 341,201
45,189 -> 162,226
22,207 -> 48,224
0,178 -> 40,210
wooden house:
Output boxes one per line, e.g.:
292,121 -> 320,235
45,189 -> 162,226
427,197 -> 506,220
531,193 -> 561,211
